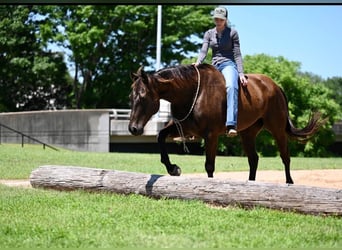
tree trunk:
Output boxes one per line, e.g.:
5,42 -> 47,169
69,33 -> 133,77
30,165 -> 341,216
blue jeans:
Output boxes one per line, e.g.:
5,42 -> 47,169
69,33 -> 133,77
215,61 -> 239,128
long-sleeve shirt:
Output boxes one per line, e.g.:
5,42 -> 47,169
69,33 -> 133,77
196,26 -> 244,74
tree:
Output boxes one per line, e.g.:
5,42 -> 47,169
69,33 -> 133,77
324,77 -> 342,118
243,54 -> 339,156
34,5 -> 215,109
0,5 -> 72,112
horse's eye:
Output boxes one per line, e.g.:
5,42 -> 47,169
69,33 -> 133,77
139,87 -> 146,97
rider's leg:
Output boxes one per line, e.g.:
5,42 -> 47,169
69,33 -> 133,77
219,61 -> 239,136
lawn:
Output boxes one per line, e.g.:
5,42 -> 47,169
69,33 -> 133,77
0,144 -> 341,248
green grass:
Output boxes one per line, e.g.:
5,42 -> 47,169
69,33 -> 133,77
1,143 -> 341,179
1,185 -> 341,248
0,143 -> 341,248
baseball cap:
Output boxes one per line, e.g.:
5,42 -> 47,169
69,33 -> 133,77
212,7 -> 228,20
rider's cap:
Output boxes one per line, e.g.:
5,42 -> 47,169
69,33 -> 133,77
212,7 -> 228,20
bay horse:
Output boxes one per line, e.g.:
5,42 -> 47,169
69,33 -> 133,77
128,64 -> 325,184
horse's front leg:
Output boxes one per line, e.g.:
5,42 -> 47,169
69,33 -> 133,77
204,133 -> 219,178
157,122 -> 181,176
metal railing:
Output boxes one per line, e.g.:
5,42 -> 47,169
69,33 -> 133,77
110,109 -> 131,120
109,108 -> 171,122
0,123 -> 59,151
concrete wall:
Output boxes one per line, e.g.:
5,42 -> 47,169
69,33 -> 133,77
0,110 -> 110,152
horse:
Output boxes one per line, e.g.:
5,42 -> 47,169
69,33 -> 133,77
128,63 -> 325,184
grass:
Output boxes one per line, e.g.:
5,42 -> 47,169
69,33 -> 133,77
0,143 -> 341,248
1,185 -> 341,248
1,143 -> 341,179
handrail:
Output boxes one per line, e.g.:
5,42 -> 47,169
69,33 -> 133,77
110,109 -> 131,120
0,123 -> 59,151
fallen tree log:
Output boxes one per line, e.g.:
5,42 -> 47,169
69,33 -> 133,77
30,165 -> 342,216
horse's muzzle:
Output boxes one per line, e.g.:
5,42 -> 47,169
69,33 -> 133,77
128,125 -> 144,136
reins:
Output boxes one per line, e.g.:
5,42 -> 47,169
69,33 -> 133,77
172,65 -> 201,153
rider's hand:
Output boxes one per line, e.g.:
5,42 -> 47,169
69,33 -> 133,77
239,74 -> 248,87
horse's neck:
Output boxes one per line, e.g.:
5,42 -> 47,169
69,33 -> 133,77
156,79 -> 198,122
157,80 -> 194,107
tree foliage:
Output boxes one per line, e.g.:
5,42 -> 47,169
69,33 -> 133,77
324,76 -> 342,118
34,5 -> 214,108
235,54 -> 339,156
0,5 -> 72,111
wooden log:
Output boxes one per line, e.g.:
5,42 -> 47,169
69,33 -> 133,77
30,165 -> 342,216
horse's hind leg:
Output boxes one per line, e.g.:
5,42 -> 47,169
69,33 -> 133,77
204,133 -> 219,178
157,123 -> 181,176
271,131 -> 294,184
239,121 -> 263,181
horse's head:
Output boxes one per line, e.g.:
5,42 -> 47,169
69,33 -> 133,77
128,67 -> 160,136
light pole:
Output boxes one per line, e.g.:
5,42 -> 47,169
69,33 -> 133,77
155,5 -> 170,121
156,5 -> 162,71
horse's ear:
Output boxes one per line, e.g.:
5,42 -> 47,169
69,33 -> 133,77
130,72 -> 138,81
137,66 -> 144,76
130,66 -> 143,81
137,66 -> 149,84
130,66 -> 150,84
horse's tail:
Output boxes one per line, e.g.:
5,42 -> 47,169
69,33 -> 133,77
281,88 -> 327,143
286,112 -> 327,143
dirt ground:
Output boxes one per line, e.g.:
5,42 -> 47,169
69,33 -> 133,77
184,169 -> 342,189
1,169 -> 341,189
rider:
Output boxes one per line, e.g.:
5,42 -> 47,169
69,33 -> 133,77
194,6 -> 248,137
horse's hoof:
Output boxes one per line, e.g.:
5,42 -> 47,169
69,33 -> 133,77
286,178 -> 294,185
169,165 -> 181,176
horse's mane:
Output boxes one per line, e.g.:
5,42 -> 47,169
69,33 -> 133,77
155,64 -> 213,82
155,65 -> 193,80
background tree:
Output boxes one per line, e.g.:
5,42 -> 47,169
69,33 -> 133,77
0,5 -> 72,112
324,77 -> 342,117
240,54 -> 339,156
35,5 -> 214,109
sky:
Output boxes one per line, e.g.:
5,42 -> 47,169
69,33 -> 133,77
220,5 -> 342,79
